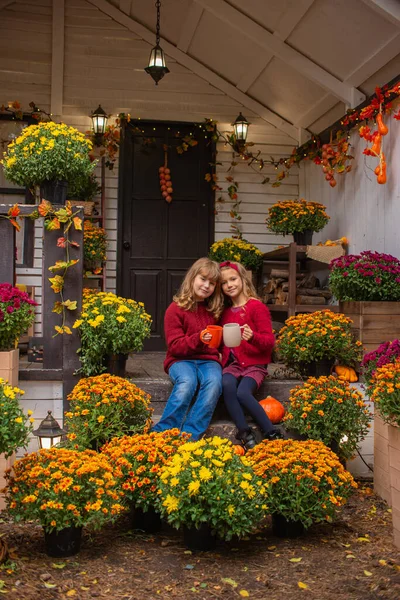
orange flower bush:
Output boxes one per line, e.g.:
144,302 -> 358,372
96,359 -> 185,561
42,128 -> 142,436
65,374 -> 152,450
101,430 -> 190,512
4,447 -> 125,532
369,360 -> 400,427
284,376 -> 371,459
247,439 -> 357,528
276,310 -> 363,371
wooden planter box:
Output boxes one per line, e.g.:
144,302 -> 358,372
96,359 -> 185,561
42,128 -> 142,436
0,453 -> 15,511
0,348 -> 19,387
388,424 -> 400,549
339,301 -> 400,353
374,413 -> 392,505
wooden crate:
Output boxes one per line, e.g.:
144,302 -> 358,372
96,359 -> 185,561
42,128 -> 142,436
388,424 -> 400,550
374,413 -> 392,505
339,301 -> 400,353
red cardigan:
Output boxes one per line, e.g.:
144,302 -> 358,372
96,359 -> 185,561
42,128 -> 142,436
163,302 -> 221,373
220,299 -> 275,367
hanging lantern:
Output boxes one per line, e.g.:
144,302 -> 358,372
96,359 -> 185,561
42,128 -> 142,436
90,104 -> 108,137
145,0 -> 169,85
32,410 -> 66,449
233,112 -> 250,145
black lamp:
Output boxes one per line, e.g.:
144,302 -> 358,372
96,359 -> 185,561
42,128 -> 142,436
233,112 -> 250,146
90,105 -> 108,142
145,0 -> 169,85
32,410 -> 66,449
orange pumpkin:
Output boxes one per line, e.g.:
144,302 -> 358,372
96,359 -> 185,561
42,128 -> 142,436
233,444 -> 245,456
259,396 -> 285,424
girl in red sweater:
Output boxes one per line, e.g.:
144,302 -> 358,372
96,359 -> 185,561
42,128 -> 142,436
220,260 -> 282,450
152,258 -> 223,440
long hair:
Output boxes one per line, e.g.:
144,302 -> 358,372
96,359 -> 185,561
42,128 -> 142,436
174,258 -> 224,319
220,261 -> 260,306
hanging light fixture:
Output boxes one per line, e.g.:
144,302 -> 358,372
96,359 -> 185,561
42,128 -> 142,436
90,105 -> 108,143
233,112 -> 250,146
32,410 -> 66,449
145,0 -> 169,85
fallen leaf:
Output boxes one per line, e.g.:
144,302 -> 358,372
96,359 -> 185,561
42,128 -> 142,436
298,582 -> 308,589
184,550 -> 192,555
200,583 -> 207,589
66,591 -> 76,597
221,578 -> 238,588
289,558 -> 303,563
80,587 -> 90,591
44,583 -> 57,589
379,560 -> 387,566
184,565 -> 194,570
239,591 -> 249,598
357,537 -> 370,543
346,554 -> 356,559
52,563 -> 66,569
267,545 -> 276,550
364,571 -> 373,577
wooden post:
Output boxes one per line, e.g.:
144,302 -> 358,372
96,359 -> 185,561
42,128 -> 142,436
42,227 -> 64,369
0,211 -> 16,284
288,242 -> 297,316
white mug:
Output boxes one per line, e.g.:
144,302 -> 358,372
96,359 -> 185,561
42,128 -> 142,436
223,323 -> 242,348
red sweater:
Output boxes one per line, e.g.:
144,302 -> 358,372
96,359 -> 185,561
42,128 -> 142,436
163,302 -> 221,373
220,299 -> 275,367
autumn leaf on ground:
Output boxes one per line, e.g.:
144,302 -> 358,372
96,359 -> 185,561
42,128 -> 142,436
379,559 -> 387,566
356,536 -> 370,543
221,578 -> 237,588
51,563 -> 66,569
239,591 -> 249,597
364,570 -> 373,576
289,558 -> 302,563
66,591 -> 76,597
298,582 -> 308,589
44,582 -> 57,589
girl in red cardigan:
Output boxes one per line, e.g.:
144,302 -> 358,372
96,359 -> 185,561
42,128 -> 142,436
220,261 -> 282,450
152,258 -> 224,440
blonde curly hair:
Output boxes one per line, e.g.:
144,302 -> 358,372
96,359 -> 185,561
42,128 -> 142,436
174,258 -> 224,319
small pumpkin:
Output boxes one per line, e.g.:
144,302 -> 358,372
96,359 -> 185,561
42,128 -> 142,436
233,444 -> 245,456
259,396 -> 285,424
334,365 -> 358,383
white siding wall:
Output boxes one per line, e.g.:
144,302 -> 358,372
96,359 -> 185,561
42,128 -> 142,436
299,100 -> 400,256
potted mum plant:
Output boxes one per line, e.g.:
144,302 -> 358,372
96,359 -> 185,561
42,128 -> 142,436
157,436 -> 267,551
101,430 -> 190,532
65,374 -> 152,451
208,237 -> 263,272
1,121 -> 95,203
247,439 -> 357,536
4,447 -> 125,557
330,251 -> 400,354
0,283 -> 37,386
73,290 -> 152,377
276,309 -> 363,377
284,375 -> 371,462
68,173 -> 101,216
266,199 -> 330,245
83,220 -> 107,273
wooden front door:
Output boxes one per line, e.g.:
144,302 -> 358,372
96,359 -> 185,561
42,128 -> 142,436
118,121 -> 214,350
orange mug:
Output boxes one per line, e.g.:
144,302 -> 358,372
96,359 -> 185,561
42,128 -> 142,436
200,325 -> 223,348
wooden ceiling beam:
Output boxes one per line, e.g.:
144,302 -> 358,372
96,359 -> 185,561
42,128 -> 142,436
195,0 -> 365,106
50,0 -> 65,118
237,0 -> 314,93
361,0 -> 400,27
177,2 -> 203,53
0,1 -> 14,9
87,0 -> 299,139
119,1 -> 132,15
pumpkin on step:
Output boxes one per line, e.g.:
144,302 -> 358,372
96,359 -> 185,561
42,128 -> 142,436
334,365 -> 358,383
259,396 -> 285,424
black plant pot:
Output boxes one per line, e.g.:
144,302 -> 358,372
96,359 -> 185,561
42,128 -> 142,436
103,353 -> 128,377
44,526 -> 82,557
40,179 -> 68,204
302,359 -> 334,378
130,506 -> 162,533
183,523 -> 216,552
293,230 -> 313,245
328,439 -> 347,467
272,514 -> 305,538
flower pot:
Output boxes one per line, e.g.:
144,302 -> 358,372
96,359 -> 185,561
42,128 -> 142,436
0,348 -> 19,387
183,524 -> 216,552
43,526 -> 82,557
327,439 -> 347,468
388,424 -> 400,549
130,505 -> 162,533
293,230 -> 313,245
40,180 -> 68,204
301,358 -> 334,378
272,513 -> 305,538
103,353 -> 128,377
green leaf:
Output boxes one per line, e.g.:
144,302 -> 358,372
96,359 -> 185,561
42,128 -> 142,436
221,578 -> 237,588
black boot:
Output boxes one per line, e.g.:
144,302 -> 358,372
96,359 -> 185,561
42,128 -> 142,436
236,428 -> 257,450
263,429 -> 284,441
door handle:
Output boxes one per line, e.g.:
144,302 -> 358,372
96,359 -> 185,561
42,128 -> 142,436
123,241 -> 131,250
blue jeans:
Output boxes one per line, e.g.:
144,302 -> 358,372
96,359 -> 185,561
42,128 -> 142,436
152,360 -> 222,440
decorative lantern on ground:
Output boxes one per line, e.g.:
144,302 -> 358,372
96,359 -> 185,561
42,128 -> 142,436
32,411 -> 66,449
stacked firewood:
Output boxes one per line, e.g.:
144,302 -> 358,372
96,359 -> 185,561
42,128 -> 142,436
261,269 -> 333,306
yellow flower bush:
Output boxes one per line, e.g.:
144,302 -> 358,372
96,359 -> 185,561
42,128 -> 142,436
369,360 -> 400,427
4,447 -> 125,532
247,439 -> 357,528
266,199 -> 329,235
276,310 -> 363,372
74,290 -> 152,376
83,221 -> 107,271
0,379 -> 33,457
284,376 -> 371,459
1,121 -> 94,189
102,430 -> 190,512
65,374 -> 152,450
157,436 -> 267,540
208,237 -> 263,271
